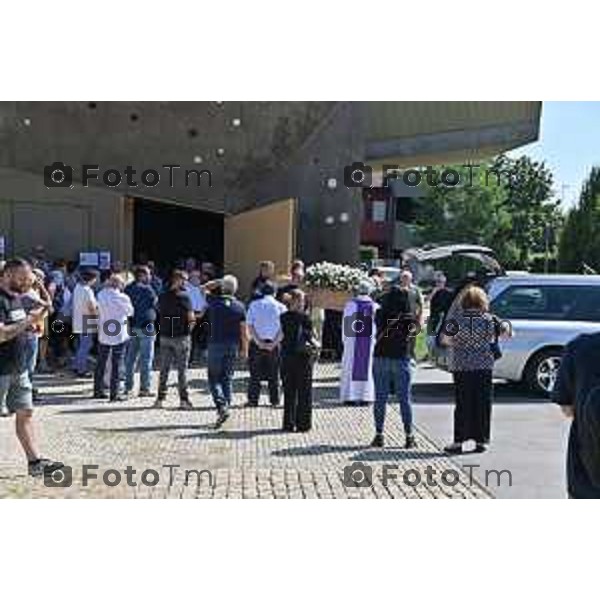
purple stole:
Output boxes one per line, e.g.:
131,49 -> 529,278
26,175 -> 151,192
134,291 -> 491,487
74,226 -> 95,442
352,299 -> 374,382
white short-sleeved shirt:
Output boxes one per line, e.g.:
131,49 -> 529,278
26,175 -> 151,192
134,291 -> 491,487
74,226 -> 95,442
247,295 -> 287,341
184,284 -> 208,313
96,287 -> 134,346
72,283 -> 97,334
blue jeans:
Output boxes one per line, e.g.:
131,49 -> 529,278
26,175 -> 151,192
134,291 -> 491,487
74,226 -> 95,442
73,333 -> 94,374
125,328 -> 156,392
207,342 -> 238,409
373,357 -> 415,435
23,335 -> 39,384
94,342 -> 127,399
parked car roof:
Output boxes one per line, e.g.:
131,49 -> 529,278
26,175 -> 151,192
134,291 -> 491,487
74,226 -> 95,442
403,244 -> 496,262
491,274 -> 600,285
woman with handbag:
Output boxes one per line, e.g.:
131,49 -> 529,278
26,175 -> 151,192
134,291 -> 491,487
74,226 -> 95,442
279,289 -> 320,432
440,285 -> 510,454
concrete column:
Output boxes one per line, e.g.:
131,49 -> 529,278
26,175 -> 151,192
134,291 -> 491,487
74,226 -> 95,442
252,102 -> 368,266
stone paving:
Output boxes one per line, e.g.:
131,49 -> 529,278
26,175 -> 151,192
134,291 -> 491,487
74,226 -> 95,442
0,364 -> 491,499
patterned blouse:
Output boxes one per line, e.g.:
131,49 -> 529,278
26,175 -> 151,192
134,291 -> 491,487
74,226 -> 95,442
446,309 -> 495,372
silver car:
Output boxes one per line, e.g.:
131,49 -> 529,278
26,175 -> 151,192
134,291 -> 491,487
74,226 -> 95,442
488,274 -> 600,395
410,245 -> 600,396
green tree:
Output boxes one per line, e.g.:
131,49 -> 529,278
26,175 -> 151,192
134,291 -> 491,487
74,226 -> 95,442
415,156 -> 560,270
558,167 -> 600,272
492,155 -> 559,267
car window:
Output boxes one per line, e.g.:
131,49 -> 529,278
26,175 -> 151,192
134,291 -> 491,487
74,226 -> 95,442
566,286 -> 600,322
491,285 -> 580,320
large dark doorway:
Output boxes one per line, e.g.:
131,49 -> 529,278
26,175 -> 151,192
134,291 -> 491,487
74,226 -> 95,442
133,198 -> 224,271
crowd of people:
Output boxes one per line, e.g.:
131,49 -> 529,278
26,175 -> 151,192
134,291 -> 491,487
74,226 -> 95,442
0,246 -> 508,476
4,246 -> 599,499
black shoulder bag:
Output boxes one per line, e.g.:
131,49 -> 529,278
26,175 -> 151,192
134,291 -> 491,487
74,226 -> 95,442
490,315 -> 503,361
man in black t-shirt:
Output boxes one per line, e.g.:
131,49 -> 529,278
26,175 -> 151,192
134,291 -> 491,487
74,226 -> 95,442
553,332 -> 600,498
154,270 -> 196,409
0,258 -> 63,477
427,272 -> 453,335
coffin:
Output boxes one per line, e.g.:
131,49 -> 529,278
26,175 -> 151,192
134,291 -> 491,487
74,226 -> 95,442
306,288 -> 350,311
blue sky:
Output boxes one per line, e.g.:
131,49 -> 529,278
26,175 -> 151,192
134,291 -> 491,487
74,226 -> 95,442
509,101 -> 600,209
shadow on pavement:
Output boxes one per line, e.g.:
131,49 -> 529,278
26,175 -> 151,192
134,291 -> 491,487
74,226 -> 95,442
271,443 -> 444,461
85,424 -> 211,434
0,473 -> 27,481
61,406 -> 163,415
178,427 -> 283,441
412,382 -> 550,405
34,397 -> 97,407
350,448 -> 447,462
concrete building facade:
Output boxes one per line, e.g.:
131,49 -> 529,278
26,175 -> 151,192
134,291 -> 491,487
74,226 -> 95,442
0,101 -> 541,278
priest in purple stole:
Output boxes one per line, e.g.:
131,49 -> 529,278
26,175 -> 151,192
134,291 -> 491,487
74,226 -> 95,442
340,280 -> 379,405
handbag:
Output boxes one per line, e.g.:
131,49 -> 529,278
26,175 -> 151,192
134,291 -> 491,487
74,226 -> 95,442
490,316 -> 503,361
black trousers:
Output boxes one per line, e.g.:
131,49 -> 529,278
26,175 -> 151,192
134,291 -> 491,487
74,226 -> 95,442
281,354 -> 313,431
321,310 -> 343,360
452,369 -> 493,444
158,336 -> 191,401
247,342 -> 280,405
49,314 -> 73,362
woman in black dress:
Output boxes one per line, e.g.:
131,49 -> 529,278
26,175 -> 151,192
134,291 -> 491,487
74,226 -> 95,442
279,289 -> 319,432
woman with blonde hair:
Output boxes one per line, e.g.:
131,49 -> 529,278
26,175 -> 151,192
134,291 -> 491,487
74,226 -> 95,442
440,285 -> 510,454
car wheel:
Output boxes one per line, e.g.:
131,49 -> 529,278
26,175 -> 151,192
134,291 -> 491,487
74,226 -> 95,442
524,348 -> 563,396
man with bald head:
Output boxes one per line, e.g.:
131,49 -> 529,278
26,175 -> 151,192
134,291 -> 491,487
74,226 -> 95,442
399,269 -> 423,325
0,258 -> 63,476
94,274 -> 134,402
399,269 -> 423,359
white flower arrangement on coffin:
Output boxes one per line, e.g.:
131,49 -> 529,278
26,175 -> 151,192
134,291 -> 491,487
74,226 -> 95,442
304,262 -> 372,310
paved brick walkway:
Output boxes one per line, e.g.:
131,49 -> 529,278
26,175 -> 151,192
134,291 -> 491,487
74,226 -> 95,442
0,364 -> 490,499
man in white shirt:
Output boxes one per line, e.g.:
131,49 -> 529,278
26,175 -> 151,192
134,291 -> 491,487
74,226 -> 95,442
71,270 -> 99,376
93,274 -> 134,402
246,281 -> 287,407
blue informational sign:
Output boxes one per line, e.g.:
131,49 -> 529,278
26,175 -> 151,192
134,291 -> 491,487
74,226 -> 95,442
79,252 -> 99,267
